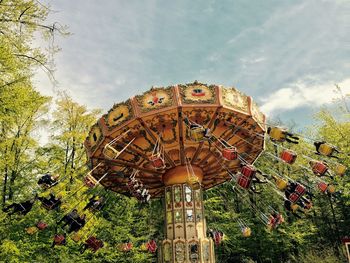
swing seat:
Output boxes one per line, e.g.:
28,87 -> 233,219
311,161 -> 328,176
146,240 -> 157,253
140,243 -> 148,251
86,236 -> 104,252
327,185 -> 336,194
280,149 -> 297,164
187,176 -> 201,190
103,144 -> 121,160
335,164 -> 346,176
222,147 -> 238,161
241,165 -> 256,178
54,234 -> 66,245
26,226 -> 38,235
317,182 -> 328,193
276,178 -> 288,190
189,127 -> 206,142
72,233 -> 82,242
291,203 -> 299,212
150,154 -> 165,169
242,227 -> 251,237
120,242 -> 133,252
237,175 -> 251,189
213,231 -> 223,245
269,127 -> 286,141
37,221 -> 48,230
295,184 -> 306,195
289,193 -> 300,203
84,174 -> 98,188
318,143 -> 334,156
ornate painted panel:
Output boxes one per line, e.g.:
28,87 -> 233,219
86,122 -> 103,152
104,100 -> 134,130
179,83 -> 216,104
175,241 -> 186,263
221,87 -> 249,113
135,87 -> 174,113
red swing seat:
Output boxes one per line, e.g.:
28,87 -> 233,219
37,221 -> 48,230
222,147 -> 238,161
311,161 -> 328,176
280,149 -> 297,164
318,182 -> 328,193
237,175 -> 252,189
54,234 -> 66,246
150,155 -> 165,169
86,236 -> 104,252
241,165 -> 256,178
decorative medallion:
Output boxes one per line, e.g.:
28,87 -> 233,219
104,100 -> 133,129
222,87 -> 249,113
135,87 -> 173,113
180,83 -> 216,104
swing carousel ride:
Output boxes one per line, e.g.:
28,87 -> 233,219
84,82 -> 265,262
82,81 -> 347,262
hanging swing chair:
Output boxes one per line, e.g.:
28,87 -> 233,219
146,239 -> 158,253
280,149 -> 297,164
317,181 -> 328,193
26,226 -> 38,235
150,136 -> 166,169
335,163 -> 347,177
318,143 -> 335,156
242,227 -> 252,237
119,242 -> 133,252
84,236 -> 104,252
216,138 -> 238,161
84,172 -> 108,188
237,218 -> 251,237
274,176 -> 288,191
268,127 -> 286,142
72,233 -> 82,242
53,234 -> 66,246
186,158 -> 201,190
236,174 -> 252,189
37,221 -> 48,230
102,130 -> 135,160
184,117 -> 208,142
310,160 -> 328,176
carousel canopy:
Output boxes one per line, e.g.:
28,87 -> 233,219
84,81 -> 266,198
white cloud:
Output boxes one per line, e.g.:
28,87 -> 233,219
260,78 -> 350,116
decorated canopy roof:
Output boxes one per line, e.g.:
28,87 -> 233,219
84,82 -> 266,198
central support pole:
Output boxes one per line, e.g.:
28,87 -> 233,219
161,166 -> 215,263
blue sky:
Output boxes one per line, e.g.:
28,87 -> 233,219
35,0 -> 350,128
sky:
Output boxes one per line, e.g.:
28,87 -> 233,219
34,0 -> 350,128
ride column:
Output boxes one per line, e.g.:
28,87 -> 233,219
162,166 -> 215,263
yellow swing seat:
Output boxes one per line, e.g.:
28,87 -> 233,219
103,144 -> 121,160
72,233 -> 82,242
269,127 -> 286,141
291,203 -> 299,213
26,226 -> 38,235
276,178 -> 288,191
242,227 -> 251,237
187,176 -> 201,190
189,127 -> 206,142
327,184 -> 336,194
335,164 -> 347,176
318,143 -> 334,156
